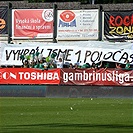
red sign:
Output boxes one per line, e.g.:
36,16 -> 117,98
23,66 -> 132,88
0,68 -> 60,84
12,9 -> 53,38
60,10 -> 75,22
0,68 -> 132,86
60,68 -> 133,86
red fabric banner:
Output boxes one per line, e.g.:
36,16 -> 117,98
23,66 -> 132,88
0,68 -> 60,84
13,9 -> 53,38
0,68 -> 133,86
60,68 -> 133,86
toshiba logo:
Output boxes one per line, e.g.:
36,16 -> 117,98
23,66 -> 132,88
18,72 -> 59,80
0,71 -> 59,80
0,72 -> 16,80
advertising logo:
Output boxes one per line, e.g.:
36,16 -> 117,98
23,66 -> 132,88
59,10 -> 76,27
0,72 -> 16,80
42,9 -> 53,22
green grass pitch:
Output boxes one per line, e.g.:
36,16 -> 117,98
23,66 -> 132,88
0,97 -> 133,133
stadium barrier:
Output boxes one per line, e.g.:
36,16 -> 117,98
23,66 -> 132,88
0,68 -> 133,86
0,85 -> 132,98
0,84 -> 47,97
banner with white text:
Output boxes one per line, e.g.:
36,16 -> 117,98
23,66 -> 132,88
12,9 -> 53,39
0,68 -> 60,84
57,9 -> 99,40
61,68 -> 133,86
0,68 -> 133,86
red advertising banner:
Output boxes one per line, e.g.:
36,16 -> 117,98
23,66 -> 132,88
0,68 -> 60,84
0,68 -> 133,86
12,9 -> 53,39
60,68 -> 133,86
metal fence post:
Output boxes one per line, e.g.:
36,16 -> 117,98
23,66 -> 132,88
8,2 -> 12,44
53,4 -> 57,43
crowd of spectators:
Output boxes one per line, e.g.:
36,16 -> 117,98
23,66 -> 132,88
0,52 -> 132,70
20,53 -> 132,70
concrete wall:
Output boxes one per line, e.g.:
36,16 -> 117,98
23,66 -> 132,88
0,85 -> 132,98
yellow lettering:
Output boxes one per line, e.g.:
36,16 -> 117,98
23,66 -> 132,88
109,27 -> 116,34
0,18 -> 6,29
109,26 -> 133,35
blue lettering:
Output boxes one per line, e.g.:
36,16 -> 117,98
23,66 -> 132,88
58,19 -> 76,27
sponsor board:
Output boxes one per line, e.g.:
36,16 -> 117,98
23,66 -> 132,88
0,68 -> 60,84
0,7 -> 8,34
57,9 -> 99,40
0,68 -> 133,86
61,68 -> 133,86
104,11 -> 133,40
12,9 -> 53,39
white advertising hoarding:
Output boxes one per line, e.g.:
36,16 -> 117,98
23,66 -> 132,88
57,9 -> 99,40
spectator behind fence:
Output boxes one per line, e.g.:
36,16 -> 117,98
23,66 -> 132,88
115,62 -> 122,69
43,61 -> 48,69
73,62 -> 80,69
81,63 -> 90,68
95,61 -> 103,69
23,60 -> 29,68
91,61 -> 102,69
125,59 -> 130,70
38,60 -> 44,70
48,62 -> 55,69
69,63 -> 73,69
29,60 -> 35,68
104,62 -> 110,68
91,62 -> 97,69
56,58 -> 64,68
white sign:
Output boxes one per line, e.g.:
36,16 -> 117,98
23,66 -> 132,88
0,41 -> 133,66
57,9 -> 99,40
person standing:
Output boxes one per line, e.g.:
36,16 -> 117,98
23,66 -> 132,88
115,62 -> 122,69
125,60 -> 130,70
56,58 -> 64,68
